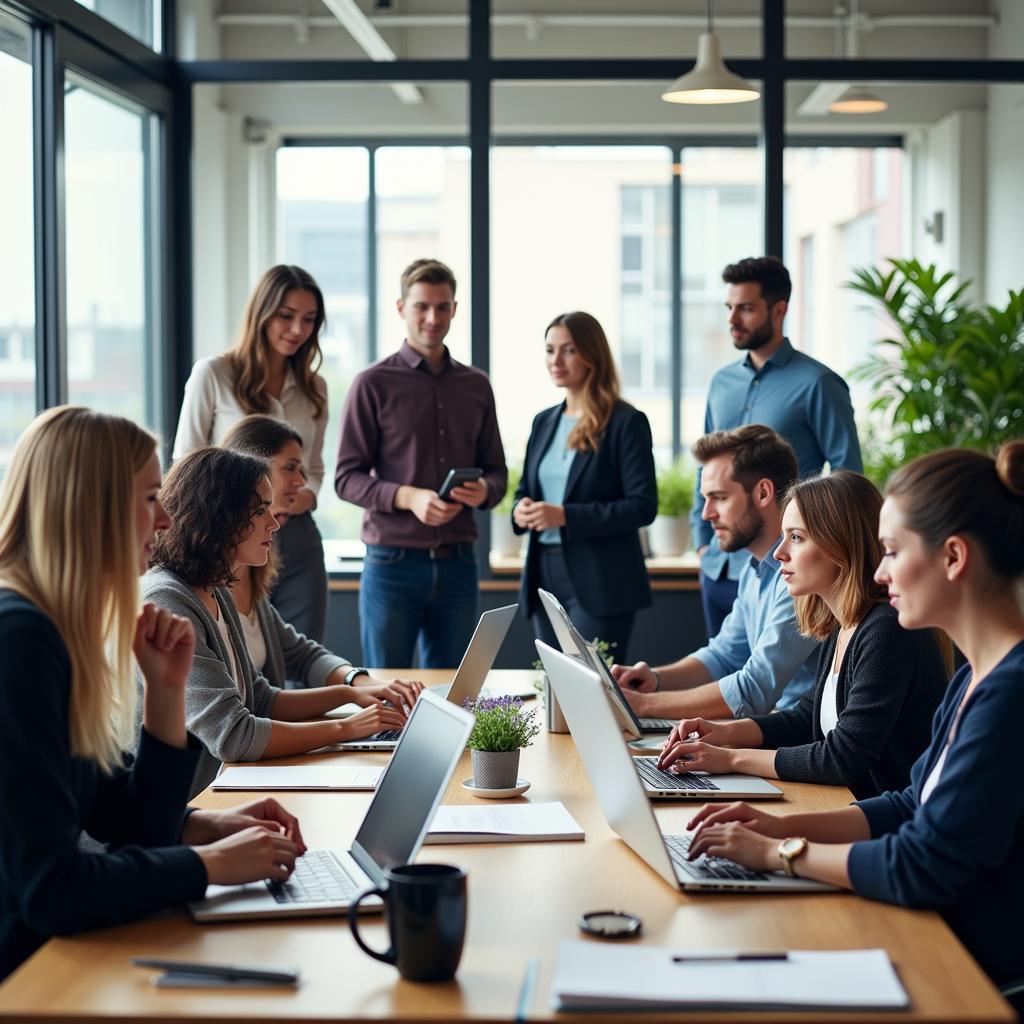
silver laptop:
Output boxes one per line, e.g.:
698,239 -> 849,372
538,589 -> 676,737
536,641 -> 781,801
189,690 -> 474,922
336,604 -> 516,751
537,643 -> 831,893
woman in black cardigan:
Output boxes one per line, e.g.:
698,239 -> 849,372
512,311 -> 657,662
658,471 -> 948,799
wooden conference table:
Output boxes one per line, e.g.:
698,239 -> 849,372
0,670 -> 1012,1024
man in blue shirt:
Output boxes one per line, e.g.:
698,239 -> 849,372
613,425 -> 819,720
692,257 -> 862,638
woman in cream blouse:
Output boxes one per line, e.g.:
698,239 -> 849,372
174,264 -> 330,641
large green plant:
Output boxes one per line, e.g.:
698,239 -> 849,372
848,259 -> 1024,472
656,459 -> 695,517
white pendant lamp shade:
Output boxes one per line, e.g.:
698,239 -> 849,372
828,85 -> 889,114
662,32 -> 760,105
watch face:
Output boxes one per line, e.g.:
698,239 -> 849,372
781,837 -> 805,857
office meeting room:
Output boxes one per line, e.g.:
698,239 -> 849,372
3,0 -> 1024,1021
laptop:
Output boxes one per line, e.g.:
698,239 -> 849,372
538,640 -> 782,804
537,643 -> 831,893
335,604 -> 517,751
537,589 -> 676,738
189,689 -> 474,922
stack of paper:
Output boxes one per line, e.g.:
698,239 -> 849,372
425,802 -> 584,843
551,941 -> 910,1011
212,765 -> 384,791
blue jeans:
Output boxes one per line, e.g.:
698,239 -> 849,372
359,545 -> 480,669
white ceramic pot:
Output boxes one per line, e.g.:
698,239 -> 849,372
490,512 -> 522,558
648,515 -> 690,558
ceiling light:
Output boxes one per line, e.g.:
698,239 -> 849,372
661,1 -> 759,106
828,85 -> 889,114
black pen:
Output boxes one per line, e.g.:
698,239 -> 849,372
672,953 -> 789,963
131,957 -> 300,984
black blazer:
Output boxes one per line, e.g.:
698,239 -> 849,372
513,401 -> 657,618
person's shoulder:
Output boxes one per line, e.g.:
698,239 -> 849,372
0,589 -> 65,652
609,399 -> 648,426
141,567 -> 196,608
786,345 -> 846,386
349,351 -> 405,389
190,354 -> 234,384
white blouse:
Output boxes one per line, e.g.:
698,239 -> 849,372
920,745 -> 949,805
172,354 -> 328,498
819,670 -> 840,735
214,606 -> 245,697
238,605 -> 268,674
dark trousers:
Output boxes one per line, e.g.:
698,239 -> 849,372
270,512 -> 328,643
530,545 -> 635,664
699,568 -> 739,641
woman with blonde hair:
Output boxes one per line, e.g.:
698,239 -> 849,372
683,443 -> 1024,1007
658,470 -> 948,798
219,414 -> 422,706
174,265 -> 330,641
512,311 -> 657,660
0,407 -> 304,982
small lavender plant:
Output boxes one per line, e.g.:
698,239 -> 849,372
464,695 -> 540,753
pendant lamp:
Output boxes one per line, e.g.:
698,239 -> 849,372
662,0 -> 760,105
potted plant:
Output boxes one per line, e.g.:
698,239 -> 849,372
491,464 -> 523,559
849,259 -> 1024,478
464,694 -> 540,790
649,459 -> 694,557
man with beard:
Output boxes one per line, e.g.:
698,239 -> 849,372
691,257 -> 861,639
611,425 -> 819,720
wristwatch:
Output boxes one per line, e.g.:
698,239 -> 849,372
344,667 -> 370,685
777,836 -> 808,877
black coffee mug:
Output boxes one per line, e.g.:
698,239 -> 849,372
348,863 -> 467,982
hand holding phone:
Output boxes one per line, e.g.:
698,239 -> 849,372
438,467 -> 483,502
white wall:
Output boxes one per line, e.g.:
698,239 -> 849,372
985,0 -> 1024,304
908,110 -> 986,299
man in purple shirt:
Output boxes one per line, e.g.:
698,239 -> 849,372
335,259 -> 507,669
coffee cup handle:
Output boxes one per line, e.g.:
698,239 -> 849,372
348,888 -> 395,965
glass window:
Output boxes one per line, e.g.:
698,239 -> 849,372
0,10 -> 36,479
73,0 -> 162,51
375,146 -> 471,365
64,74 -> 158,426
490,145 -> 674,474
277,146 -> 370,561
678,148 -> 762,445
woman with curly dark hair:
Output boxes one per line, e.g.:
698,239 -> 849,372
143,447 -> 407,795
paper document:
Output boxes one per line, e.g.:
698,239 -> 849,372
212,765 -> 384,791
551,941 -> 910,1011
426,678 -> 538,701
424,802 -> 584,843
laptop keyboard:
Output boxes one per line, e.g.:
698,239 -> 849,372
369,729 -> 402,742
635,756 -> 721,791
665,834 -> 770,883
267,850 -> 359,904
639,716 -> 677,731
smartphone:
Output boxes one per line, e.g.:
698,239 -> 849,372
438,467 -> 483,501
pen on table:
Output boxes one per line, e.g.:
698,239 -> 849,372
672,953 -> 789,963
515,954 -> 540,1022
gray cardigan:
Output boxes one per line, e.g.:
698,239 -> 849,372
254,598 -> 349,690
141,567 -> 282,796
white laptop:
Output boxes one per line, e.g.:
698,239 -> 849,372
537,643 -> 832,893
538,589 -> 677,738
335,604 -> 516,751
188,690 -> 474,922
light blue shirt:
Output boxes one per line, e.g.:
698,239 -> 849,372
690,338 -> 862,581
690,541 -> 820,716
536,414 -> 578,544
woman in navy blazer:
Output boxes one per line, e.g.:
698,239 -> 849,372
512,312 -> 657,662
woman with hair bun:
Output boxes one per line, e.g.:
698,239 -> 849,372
174,265 -> 330,641
658,470 -> 948,798
683,441 -> 1024,1006
512,312 -> 657,661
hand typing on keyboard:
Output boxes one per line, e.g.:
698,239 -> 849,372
685,801 -> 790,874
659,717 -> 741,774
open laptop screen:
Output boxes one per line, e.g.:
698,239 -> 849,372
350,691 -> 473,886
